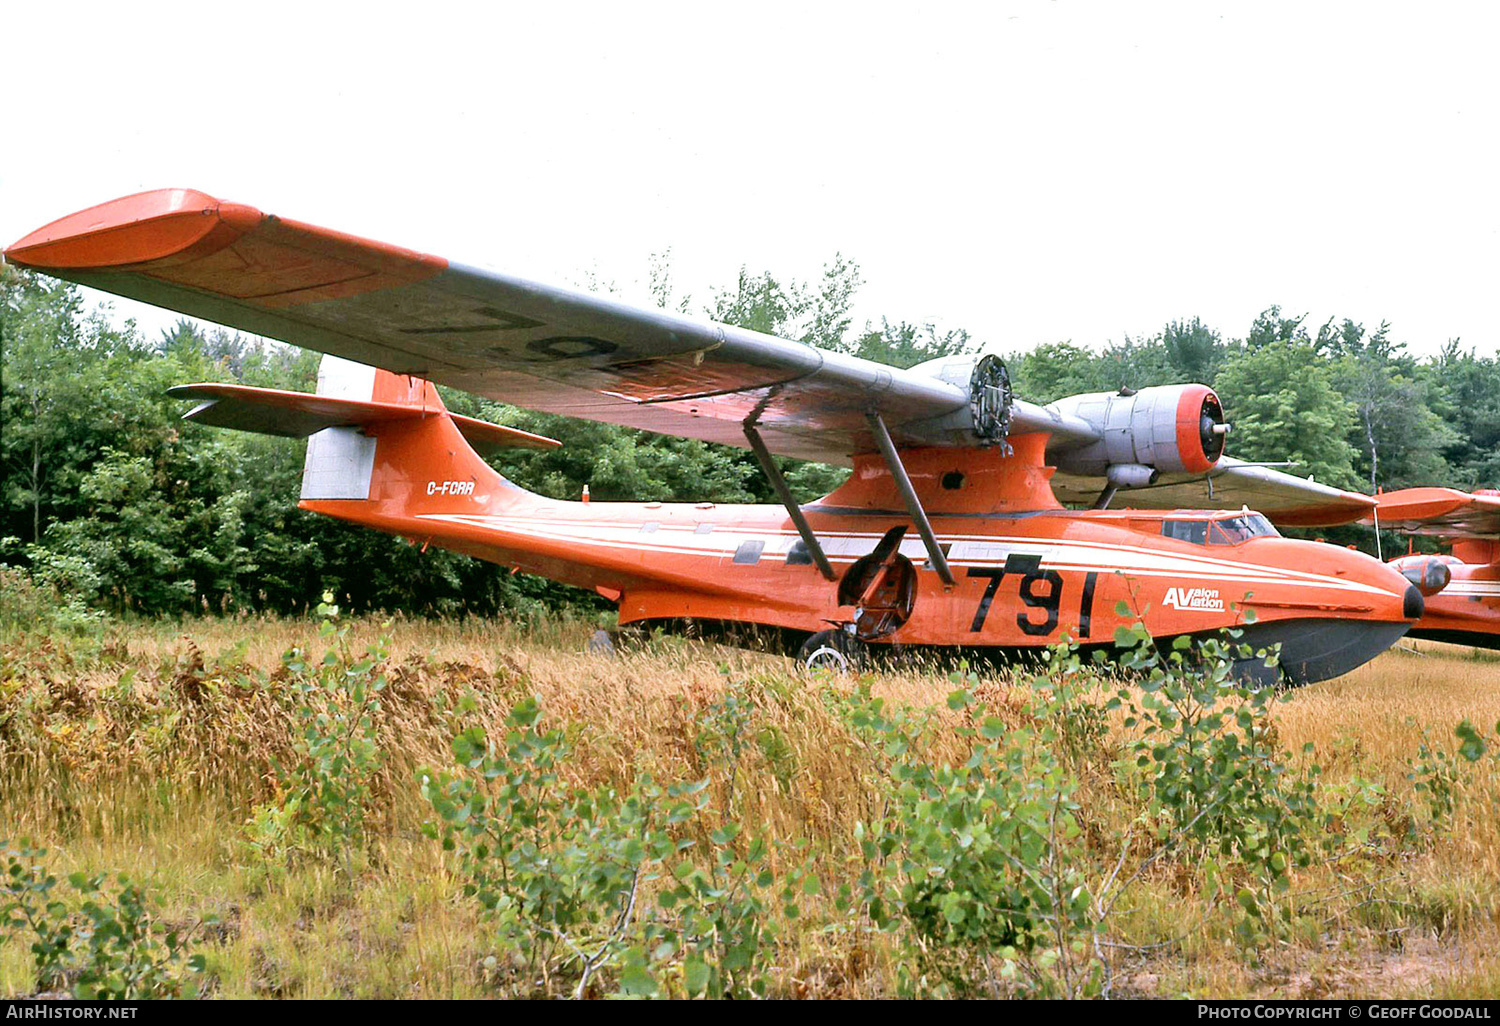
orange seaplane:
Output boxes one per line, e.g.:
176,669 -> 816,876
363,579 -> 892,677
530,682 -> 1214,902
4,189 -> 1427,683
1369,489 -> 1500,651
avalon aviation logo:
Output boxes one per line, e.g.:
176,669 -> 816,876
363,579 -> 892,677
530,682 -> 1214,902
1163,586 -> 1225,612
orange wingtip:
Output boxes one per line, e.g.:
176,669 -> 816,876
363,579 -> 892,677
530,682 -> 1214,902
3,188 -> 262,270
1265,497 -> 1378,528
6,188 -> 449,307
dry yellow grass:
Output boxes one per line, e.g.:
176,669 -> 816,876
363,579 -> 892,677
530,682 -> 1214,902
1280,642 -> 1500,764
3,616 -> 1500,999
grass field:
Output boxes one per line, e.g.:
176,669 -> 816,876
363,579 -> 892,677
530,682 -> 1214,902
3,613 -> 1499,999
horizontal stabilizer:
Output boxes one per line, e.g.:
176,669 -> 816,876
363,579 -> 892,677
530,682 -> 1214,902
167,383 -> 561,453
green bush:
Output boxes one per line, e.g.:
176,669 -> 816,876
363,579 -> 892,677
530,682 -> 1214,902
1,840 -> 206,999
835,621 -> 1354,994
256,594 -> 385,876
842,666 -> 1100,997
1104,620 -> 1325,946
0,559 -> 107,637
420,690 -> 798,998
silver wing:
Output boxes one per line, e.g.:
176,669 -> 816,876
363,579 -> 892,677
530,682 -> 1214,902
4,188 -> 967,465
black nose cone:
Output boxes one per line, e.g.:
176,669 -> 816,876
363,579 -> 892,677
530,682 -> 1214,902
1403,583 -> 1425,620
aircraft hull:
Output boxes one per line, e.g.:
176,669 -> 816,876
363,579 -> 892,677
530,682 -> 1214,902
306,470 -> 1420,685
1406,630 -> 1500,652
1218,617 -> 1414,686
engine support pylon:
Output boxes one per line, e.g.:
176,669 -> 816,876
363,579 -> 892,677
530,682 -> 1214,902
865,411 -> 956,587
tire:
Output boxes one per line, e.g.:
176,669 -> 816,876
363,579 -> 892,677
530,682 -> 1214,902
798,629 -> 866,673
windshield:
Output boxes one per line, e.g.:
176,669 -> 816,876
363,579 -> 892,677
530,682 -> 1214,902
1162,513 -> 1279,546
1209,514 -> 1278,543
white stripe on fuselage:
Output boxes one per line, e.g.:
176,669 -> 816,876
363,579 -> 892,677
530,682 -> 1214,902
1441,582 -> 1500,597
415,513 -> 1397,598
427,514 -> 1380,586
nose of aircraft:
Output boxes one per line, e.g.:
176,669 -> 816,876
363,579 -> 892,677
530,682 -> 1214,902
1404,582 -> 1425,620
1229,542 -> 1420,687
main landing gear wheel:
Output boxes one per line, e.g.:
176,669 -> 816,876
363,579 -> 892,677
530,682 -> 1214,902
799,630 -> 867,673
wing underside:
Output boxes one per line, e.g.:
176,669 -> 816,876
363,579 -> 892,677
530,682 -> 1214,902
1050,457 -> 1376,527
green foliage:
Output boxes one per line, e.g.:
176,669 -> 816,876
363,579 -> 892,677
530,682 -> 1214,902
1010,341 -> 1116,403
1329,321 -> 1460,491
1212,339 -> 1362,489
1,839 -> 72,992
419,690 -> 796,998
1,840 -> 205,999
242,796 -> 313,882
691,674 -> 756,804
639,824 -> 805,999
1105,619 -> 1325,946
832,624 -> 1363,994
1405,717 -> 1492,829
848,668 -> 1100,997
1161,316 -> 1225,383
66,873 -> 206,1000
260,594 -> 386,875
844,318 -> 976,370
0,562 -> 106,638
1434,342 -> 1500,488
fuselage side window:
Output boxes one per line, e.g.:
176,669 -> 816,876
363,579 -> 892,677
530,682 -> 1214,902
733,540 -> 765,565
1162,519 -> 1208,545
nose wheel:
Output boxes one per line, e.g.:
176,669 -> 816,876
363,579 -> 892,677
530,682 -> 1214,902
799,628 -> 868,673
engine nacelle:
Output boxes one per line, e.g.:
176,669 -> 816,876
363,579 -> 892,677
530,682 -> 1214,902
1048,384 -> 1227,477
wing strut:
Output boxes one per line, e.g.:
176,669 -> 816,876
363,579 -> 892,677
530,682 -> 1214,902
865,412 -> 956,587
743,424 -> 837,582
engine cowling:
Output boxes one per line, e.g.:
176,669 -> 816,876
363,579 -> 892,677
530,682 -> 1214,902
1047,384 -> 1227,477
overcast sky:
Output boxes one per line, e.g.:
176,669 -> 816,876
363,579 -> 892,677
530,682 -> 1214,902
2,1 -> 1495,358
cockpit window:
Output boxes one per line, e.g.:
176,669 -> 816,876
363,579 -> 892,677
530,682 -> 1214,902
1162,514 -> 1279,546
1208,514 -> 1279,544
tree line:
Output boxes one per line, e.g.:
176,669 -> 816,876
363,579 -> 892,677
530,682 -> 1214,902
2,259 -> 1495,618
